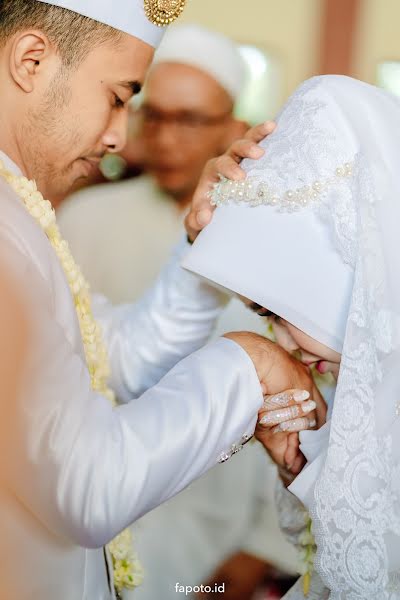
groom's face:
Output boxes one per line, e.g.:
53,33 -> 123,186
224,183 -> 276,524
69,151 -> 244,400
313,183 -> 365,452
15,31 -> 153,202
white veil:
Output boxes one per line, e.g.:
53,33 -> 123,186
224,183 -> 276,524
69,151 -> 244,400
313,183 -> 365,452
183,75 -> 400,598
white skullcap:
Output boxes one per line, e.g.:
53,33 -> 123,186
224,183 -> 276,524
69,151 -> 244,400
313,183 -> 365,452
35,0 -> 187,48
153,23 -> 246,100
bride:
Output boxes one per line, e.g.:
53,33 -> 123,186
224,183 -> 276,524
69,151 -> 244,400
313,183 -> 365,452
184,74 -> 400,599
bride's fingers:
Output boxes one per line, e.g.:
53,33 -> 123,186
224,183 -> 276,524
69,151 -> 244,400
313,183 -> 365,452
272,416 -> 317,434
258,399 -> 316,426
284,432 -> 300,469
284,435 -> 306,477
312,384 -> 327,428
263,389 -> 309,410
289,452 -> 307,475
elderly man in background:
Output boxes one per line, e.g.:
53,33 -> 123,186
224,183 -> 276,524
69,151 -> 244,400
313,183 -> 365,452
59,23 -> 248,302
59,24 -> 298,600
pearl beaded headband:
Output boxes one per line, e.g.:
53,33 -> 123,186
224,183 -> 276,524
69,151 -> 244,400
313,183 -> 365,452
211,162 -> 353,212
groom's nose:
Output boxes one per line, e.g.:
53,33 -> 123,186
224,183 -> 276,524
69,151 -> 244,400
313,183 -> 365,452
102,110 -> 129,154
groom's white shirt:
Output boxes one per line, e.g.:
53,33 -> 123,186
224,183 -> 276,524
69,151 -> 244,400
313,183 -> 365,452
0,151 -> 263,600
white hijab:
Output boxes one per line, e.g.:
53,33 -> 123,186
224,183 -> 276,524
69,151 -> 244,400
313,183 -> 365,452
183,75 -> 400,599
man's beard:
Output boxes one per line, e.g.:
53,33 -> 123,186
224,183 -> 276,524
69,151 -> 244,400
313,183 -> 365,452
21,127 -> 78,203
21,81 -> 81,203
22,67 -> 82,199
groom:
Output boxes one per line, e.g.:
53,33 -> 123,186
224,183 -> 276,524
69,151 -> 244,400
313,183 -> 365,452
0,2 -> 320,599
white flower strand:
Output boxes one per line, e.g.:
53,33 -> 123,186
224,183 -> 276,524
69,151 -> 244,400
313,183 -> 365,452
211,162 -> 353,212
0,161 -> 143,594
298,516 -> 317,596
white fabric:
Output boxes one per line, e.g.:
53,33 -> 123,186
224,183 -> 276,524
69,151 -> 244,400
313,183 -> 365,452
128,448 -> 298,600
58,175 -> 299,600
153,23 -> 246,101
184,204 -> 353,354
58,177 -> 184,304
275,481 -> 329,600
182,80 -> 356,353
0,152 -> 263,600
184,75 -> 400,598
36,0 -> 165,48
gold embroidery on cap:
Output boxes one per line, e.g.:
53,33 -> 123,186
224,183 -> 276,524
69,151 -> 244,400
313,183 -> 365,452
144,0 -> 186,27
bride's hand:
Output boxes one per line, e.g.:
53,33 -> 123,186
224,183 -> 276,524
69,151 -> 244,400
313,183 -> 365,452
223,332 -> 326,476
255,389 -> 322,477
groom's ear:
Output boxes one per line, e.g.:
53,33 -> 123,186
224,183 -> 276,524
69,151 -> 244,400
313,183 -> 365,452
8,30 -> 58,94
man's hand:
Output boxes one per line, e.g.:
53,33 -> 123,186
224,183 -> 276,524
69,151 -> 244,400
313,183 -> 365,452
223,332 -> 327,476
196,552 -> 270,600
185,122 -> 276,242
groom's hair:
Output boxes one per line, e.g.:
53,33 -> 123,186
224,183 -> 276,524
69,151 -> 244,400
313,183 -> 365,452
0,0 -> 122,67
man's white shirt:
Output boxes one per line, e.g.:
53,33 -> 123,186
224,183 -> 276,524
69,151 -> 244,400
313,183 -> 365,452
0,154 -> 263,600
59,176 -> 299,600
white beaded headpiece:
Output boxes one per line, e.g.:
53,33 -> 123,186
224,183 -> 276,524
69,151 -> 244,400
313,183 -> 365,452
210,76 -> 357,214
211,162 -> 353,212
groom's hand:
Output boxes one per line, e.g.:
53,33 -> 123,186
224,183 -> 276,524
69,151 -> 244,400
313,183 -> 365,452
223,332 -> 326,475
185,121 -> 276,242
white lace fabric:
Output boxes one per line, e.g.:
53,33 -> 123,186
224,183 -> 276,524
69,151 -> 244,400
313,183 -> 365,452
208,75 -> 400,598
293,79 -> 400,599
310,80 -> 400,599
274,479 -> 330,599
312,157 -> 400,599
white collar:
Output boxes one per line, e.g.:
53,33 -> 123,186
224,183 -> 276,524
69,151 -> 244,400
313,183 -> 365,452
0,150 -> 23,177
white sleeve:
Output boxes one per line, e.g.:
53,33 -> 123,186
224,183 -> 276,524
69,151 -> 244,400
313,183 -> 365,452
93,237 -> 228,401
3,242 -> 262,550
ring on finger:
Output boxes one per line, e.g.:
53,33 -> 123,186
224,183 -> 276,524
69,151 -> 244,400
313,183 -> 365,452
263,390 -> 309,410
272,417 -> 317,434
259,404 -> 300,426
259,400 -> 316,426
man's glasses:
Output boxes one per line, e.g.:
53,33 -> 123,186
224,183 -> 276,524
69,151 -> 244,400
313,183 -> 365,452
139,104 -> 231,137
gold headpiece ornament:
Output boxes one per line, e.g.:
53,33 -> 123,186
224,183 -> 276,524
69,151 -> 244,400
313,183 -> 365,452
144,0 -> 186,27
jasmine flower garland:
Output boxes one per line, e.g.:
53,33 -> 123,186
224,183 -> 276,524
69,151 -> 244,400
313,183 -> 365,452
0,160 -> 143,595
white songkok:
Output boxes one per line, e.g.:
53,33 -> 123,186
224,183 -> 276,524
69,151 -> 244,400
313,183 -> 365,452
153,24 -> 246,101
36,0 -> 183,48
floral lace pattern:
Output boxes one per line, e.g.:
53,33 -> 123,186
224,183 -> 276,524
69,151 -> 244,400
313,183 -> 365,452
312,161 -> 400,599
218,76 -> 400,598
290,83 -> 400,598
230,77 -> 355,204
275,481 -> 330,599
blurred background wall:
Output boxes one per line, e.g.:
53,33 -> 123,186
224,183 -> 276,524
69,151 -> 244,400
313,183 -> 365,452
354,0 -> 400,93
88,0 -> 400,185
180,0 -> 323,118
179,0 -> 400,122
